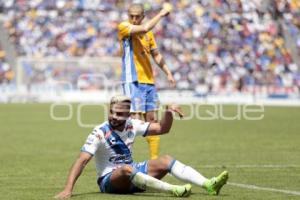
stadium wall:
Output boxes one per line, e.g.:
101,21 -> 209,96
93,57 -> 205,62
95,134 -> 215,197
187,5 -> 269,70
0,57 -> 299,106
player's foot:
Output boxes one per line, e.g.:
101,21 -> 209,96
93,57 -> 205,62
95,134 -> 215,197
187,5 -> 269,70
172,184 -> 192,197
204,171 -> 229,195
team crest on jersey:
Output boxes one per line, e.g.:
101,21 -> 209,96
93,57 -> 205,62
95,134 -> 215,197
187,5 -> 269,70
95,134 -> 102,140
109,137 -> 116,145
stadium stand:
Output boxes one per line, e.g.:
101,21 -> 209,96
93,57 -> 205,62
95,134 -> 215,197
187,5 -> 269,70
275,0 -> 300,54
0,0 -> 299,101
0,45 -> 14,84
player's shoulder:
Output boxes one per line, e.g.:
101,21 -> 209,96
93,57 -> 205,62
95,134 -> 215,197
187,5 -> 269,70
146,30 -> 155,36
118,21 -> 131,30
129,118 -> 148,127
92,121 -> 109,135
145,31 -> 156,41
128,118 -> 142,123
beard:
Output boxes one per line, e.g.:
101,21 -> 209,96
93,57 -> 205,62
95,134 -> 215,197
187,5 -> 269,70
109,119 -> 127,129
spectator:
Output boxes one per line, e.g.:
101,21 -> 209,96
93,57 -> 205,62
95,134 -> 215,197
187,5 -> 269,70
0,46 -> 14,84
1,0 -> 299,93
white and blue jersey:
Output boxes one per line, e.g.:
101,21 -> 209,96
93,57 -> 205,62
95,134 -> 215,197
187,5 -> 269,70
121,38 -> 138,83
81,118 -> 150,179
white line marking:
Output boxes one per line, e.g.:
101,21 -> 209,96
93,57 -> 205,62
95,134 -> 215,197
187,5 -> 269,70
198,164 -> 300,168
228,182 -> 300,196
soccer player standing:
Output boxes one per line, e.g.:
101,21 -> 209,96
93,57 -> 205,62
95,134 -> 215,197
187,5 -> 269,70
117,3 -> 176,159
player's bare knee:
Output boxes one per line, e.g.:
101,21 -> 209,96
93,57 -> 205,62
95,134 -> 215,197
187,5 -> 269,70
158,155 -> 173,169
120,165 -> 134,177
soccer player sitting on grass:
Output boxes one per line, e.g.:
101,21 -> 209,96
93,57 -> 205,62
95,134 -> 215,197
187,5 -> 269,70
54,95 -> 228,199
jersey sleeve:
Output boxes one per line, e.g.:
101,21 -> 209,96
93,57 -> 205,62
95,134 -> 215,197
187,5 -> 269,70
81,127 -> 104,155
131,119 -> 150,137
148,31 -> 158,51
118,21 -> 132,39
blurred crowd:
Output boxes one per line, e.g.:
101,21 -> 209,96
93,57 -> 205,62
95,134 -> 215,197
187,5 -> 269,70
0,45 -> 14,84
274,0 -> 300,54
0,0 -> 300,94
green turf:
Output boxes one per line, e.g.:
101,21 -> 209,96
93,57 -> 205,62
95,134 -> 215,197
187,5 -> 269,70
0,104 -> 300,200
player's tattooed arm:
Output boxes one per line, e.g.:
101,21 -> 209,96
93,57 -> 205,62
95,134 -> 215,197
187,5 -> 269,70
151,49 -> 166,67
151,49 -> 176,87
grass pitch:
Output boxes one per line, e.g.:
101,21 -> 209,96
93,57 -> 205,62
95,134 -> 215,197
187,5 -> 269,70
0,104 -> 299,200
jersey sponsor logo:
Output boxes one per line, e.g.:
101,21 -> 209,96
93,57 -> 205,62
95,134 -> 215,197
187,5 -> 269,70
101,125 -> 133,164
95,133 -> 102,140
108,137 -> 116,146
108,154 -> 132,164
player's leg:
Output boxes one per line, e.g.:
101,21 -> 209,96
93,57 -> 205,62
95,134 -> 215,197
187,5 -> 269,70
131,159 -> 191,197
144,84 -> 160,159
145,111 -> 160,159
169,159 -> 229,195
122,82 -> 144,119
147,154 -> 173,179
202,171 -> 229,195
124,82 -> 160,160
100,164 -> 147,194
98,165 -> 133,194
101,163 -> 191,196
145,134 -> 160,160
147,154 -> 228,195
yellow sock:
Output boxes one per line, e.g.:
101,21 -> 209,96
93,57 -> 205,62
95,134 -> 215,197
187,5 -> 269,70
146,136 -> 160,159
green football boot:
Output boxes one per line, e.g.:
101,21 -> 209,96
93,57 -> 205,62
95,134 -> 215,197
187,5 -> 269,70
172,184 -> 192,197
204,171 -> 229,195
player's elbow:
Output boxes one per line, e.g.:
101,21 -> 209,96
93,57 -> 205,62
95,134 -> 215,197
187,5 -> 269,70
159,125 -> 171,134
148,123 -> 170,135
77,152 -> 92,166
142,24 -> 151,33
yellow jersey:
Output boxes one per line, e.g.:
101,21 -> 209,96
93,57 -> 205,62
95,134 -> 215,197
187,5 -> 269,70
118,21 -> 157,84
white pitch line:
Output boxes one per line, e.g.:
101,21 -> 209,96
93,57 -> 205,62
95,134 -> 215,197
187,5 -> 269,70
198,164 -> 300,168
228,182 -> 300,196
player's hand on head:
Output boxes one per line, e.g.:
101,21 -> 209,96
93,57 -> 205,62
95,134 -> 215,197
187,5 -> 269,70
54,190 -> 72,199
167,104 -> 184,118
